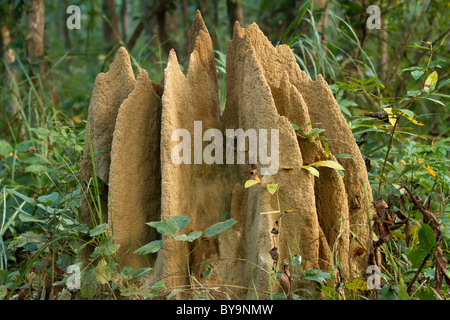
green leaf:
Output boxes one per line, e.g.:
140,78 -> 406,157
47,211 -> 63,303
407,248 -> 428,268
424,97 -> 445,107
334,153 -> 354,159
266,184 -> 279,195
0,140 -> 13,158
406,90 -> 420,97
366,82 -> 385,89
205,219 -> 237,238
81,269 -> 98,298
18,212 -> 47,224
424,71 -> 438,93
418,223 -> 436,253
174,231 -> 202,242
381,284 -> 397,300
147,221 -> 177,237
302,269 -> 331,285
411,70 -> 424,80
406,44 -> 431,50
89,223 -> 110,237
37,192 -> 60,206
428,58 -> 445,69
401,66 -> 423,72
90,237 -> 120,258
7,231 -> 45,250
168,289 -> 185,299
306,128 -> 326,137
134,240 -> 163,254
437,78 -> 450,89
147,215 -> 190,237
397,284 -> 411,300
25,164 -> 48,173
431,92 -> 450,99
290,122 -> 300,131
151,280 -> 165,290
133,268 -> 152,280
168,216 -> 191,233
15,140 -> 33,152
121,266 -> 133,279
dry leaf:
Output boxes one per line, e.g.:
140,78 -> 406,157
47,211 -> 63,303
280,260 -> 291,296
269,247 -> 278,261
373,199 -> 388,212
353,247 -> 365,257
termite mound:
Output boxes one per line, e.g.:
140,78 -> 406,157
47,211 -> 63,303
79,10 -> 374,299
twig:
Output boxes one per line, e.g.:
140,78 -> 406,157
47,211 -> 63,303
406,253 -> 430,295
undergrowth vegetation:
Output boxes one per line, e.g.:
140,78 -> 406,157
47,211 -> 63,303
0,0 -> 448,300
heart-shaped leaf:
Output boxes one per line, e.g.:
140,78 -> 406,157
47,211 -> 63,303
418,223 -> 436,253
411,70 -> 424,80
266,184 -> 278,195
147,215 -> 190,237
134,240 -> 163,254
89,223 -> 109,237
205,219 -> 237,237
174,231 -> 202,242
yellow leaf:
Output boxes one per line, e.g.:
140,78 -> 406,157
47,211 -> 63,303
302,166 -> 319,177
266,184 -> 279,195
385,108 -> 424,126
424,71 -> 438,92
417,160 -> 436,178
245,179 -> 260,188
95,258 -> 109,284
346,277 -> 370,292
384,107 -> 397,127
313,160 -> 345,171
398,110 -> 424,126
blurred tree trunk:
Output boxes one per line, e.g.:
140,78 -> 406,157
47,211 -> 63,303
121,0 -> 128,41
102,0 -> 120,46
61,3 -> 71,49
1,25 -> 25,140
314,0 -> 328,52
129,0 -> 174,51
379,16 -> 389,81
26,0 -> 46,75
181,0 -> 189,42
157,5 -> 179,58
26,0 -> 48,131
226,0 -> 244,37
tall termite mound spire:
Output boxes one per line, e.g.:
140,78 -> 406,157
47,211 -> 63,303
108,69 -> 163,270
79,47 -> 135,263
80,11 -> 374,299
